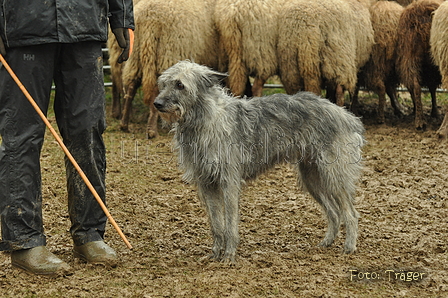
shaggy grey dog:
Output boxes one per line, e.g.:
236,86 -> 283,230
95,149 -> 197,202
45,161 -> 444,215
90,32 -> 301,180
154,60 -> 365,262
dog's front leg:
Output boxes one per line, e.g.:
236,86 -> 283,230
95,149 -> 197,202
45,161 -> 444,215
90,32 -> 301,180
222,184 -> 240,263
197,182 -> 226,260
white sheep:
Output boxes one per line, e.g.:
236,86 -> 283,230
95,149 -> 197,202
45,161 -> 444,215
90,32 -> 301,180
213,0 -> 282,97
118,0 -> 218,138
107,0 -> 144,120
277,0 -> 374,106
430,0 -> 448,138
395,0 -> 416,6
107,29 -> 125,120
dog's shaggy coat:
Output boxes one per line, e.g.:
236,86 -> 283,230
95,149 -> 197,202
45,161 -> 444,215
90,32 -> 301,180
154,61 -> 365,262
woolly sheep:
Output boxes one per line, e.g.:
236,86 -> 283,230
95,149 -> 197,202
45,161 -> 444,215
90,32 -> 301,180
353,0 -> 405,123
395,0 -> 443,130
107,0 -> 143,120
277,0 -> 374,106
430,1 -> 448,139
119,0 -> 218,138
394,0 -> 415,6
430,1 -> 448,90
213,0 -> 282,97
107,30 -> 125,120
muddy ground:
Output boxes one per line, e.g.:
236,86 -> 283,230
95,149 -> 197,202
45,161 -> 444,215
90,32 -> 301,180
0,93 -> 447,297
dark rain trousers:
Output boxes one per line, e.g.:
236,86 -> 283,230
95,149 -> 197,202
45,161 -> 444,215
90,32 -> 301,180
0,42 -> 107,251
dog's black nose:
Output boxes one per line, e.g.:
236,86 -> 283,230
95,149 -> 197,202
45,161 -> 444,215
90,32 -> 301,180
154,100 -> 164,110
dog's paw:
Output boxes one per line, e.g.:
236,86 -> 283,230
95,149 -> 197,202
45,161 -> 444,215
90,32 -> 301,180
318,238 -> 334,248
220,252 -> 236,265
343,245 -> 356,254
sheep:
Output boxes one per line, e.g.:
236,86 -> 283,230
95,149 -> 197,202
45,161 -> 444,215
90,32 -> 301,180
119,0 -> 219,138
213,0 -> 282,97
346,0 -> 375,70
394,0 -> 416,6
395,0 -> 443,130
107,29 -> 125,120
352,0 -> 405,123
277,0 -> 374,106
107,0 -> 143,120
430,1 -> 448,139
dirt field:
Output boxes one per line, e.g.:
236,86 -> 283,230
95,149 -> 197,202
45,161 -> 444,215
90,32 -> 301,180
0,94 -> 447,297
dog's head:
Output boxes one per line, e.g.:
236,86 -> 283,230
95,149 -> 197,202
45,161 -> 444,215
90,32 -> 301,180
154,60 -> 228,123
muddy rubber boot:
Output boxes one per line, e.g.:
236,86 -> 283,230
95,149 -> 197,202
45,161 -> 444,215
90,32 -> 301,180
11,246 -> 73,277
73,241 -> 118,267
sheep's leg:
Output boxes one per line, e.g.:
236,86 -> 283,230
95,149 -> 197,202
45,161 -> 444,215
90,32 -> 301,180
327,84 -> 345,106
429,86 -> 439,119
376,84 -> 386,124
120,80 -> 140,132
304,78 -> 321,98
226,36 -> 247,97
252,78 -> 265,97
386,83 -> 404,117
229,61 -> 248,97
146,86 -> 159,139
349,85 -> 360,115
326,86 -> 335,103
244,79 -> 253,98
335,85 -> 345,107
111,82 -> 122,119
409,81 -> 425,130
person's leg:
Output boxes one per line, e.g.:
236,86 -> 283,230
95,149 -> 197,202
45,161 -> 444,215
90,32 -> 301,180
0,45 -> 55,251
0,44 -> 72,275
53,41 -> 117,266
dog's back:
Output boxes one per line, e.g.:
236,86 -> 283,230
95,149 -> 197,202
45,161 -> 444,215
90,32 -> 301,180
218,92 -> 365,179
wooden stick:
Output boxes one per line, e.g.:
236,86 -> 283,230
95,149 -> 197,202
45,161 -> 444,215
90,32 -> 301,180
0,54 -> 132,249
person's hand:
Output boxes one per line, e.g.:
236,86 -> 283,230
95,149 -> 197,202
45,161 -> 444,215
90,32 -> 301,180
0,35 -> 6,56
112,28 -> 133,63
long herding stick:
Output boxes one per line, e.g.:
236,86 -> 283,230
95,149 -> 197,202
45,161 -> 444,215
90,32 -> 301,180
0,54 -> 133,249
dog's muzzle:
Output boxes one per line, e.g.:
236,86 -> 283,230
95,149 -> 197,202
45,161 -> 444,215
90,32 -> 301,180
154,98 -> 167,112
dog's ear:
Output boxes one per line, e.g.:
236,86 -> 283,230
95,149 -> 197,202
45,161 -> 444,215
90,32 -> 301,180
205,70 -> 228,87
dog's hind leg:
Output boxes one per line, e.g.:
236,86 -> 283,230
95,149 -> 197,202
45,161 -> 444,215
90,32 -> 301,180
197,182 -> 226,260
339,195 -> 359,254
318,164 -> 360,253
317,196 -> 341,248
298,164 -> 341,248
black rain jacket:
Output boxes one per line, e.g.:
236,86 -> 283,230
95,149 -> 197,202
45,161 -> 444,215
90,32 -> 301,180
0,0 -> 134,48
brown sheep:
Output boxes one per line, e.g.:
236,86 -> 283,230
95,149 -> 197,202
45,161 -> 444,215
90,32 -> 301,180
430,1 -> 448,139
119,0 -> 218,138
353,0 -> 405,123
395,0 -> 443,130
213,0 -> 282,97
277,0 -> 374,106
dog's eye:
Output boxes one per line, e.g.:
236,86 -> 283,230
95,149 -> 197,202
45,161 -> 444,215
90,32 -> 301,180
176,81 -> 184,90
